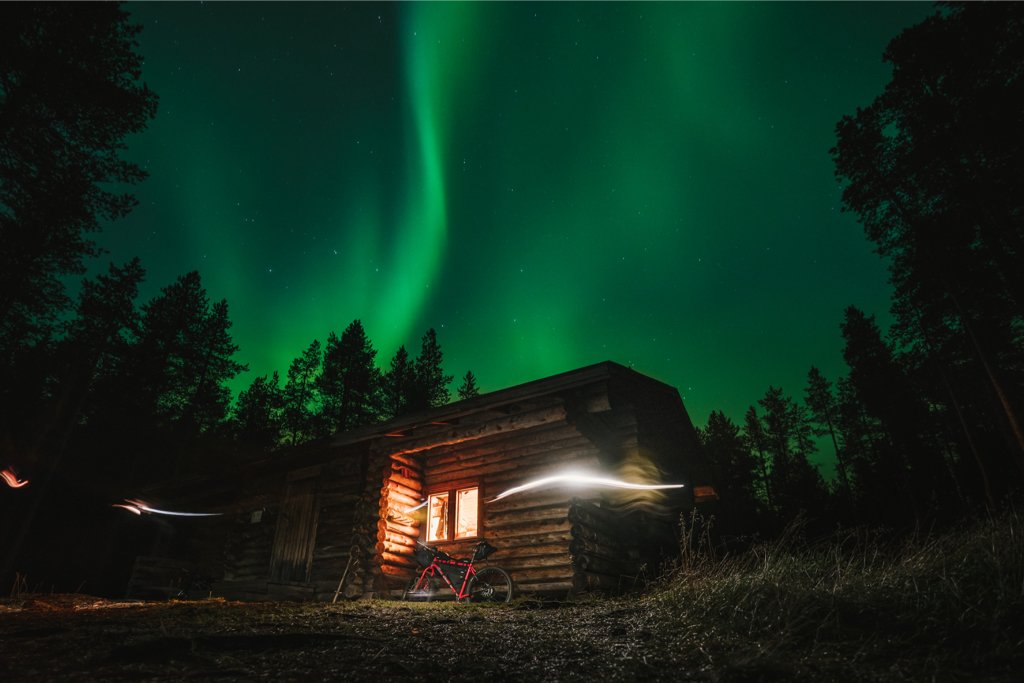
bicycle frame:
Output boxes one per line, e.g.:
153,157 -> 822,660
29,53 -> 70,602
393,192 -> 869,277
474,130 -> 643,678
409,554 -> 480,601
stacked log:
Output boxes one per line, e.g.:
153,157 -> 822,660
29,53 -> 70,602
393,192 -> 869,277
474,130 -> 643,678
568,498 -> 644,593
375,452 -> 423,587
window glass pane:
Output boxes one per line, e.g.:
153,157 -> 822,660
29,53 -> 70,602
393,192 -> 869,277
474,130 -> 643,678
455,487 -> 478,539
427,492 -> 449,541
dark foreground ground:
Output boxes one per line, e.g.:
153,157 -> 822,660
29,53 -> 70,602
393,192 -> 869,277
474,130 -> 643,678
0,588 -> 1018,683
4,514 -> 1022,682
6,595 -> 676,683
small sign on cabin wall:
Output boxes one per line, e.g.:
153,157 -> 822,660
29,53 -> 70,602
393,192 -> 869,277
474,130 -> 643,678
250,509 -> 263,524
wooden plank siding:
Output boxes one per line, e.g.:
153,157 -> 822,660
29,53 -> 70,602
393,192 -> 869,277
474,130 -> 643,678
269,474 -> 320,583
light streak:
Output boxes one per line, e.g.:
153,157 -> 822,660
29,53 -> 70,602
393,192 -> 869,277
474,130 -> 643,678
112,498 -> 222,517
405,500 -> 428,513
488,470 -> 685,503
1,468 -> 29,489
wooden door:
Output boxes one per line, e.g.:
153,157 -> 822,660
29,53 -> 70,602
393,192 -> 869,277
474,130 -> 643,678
269,472 -> 320,583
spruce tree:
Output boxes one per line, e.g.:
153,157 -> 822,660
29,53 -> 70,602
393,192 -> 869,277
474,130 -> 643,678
743,406 -> 773,510
0,3 -> 158,359
840,306 -> 952,523
700,410 -> 763,533
757,386 -> 827,523
382,345 -> 415,419
318,320 -> 381,433
134,271 -> 246,435
457,370 -> 480,400
282,340 -> 322,445
804,366 -> 850,493
412,328 -> 452,410
232,371 -> 284,452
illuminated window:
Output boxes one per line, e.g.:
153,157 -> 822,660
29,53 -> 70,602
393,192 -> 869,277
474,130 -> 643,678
455,487 -> 478,539
427,492 -> 449,541
426,486 -> 479,541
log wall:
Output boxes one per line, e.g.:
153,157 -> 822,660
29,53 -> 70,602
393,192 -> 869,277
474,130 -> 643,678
308,457 -> 370,600
371,453 -> 424,592
177,362 -> 704,602
419,421 -> 603,596
218,507 -> 278,600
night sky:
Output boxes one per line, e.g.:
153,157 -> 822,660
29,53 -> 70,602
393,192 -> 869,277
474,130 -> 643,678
102,2 -> 933,475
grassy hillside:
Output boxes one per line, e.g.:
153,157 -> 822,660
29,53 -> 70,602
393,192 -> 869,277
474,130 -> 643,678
1,513 -> 1021,681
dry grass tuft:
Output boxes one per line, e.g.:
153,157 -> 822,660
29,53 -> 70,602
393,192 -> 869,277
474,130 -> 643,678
649,509 -> 1024,681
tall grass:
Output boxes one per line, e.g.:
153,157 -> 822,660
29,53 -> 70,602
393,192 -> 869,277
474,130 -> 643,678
651,510 -> 1024,681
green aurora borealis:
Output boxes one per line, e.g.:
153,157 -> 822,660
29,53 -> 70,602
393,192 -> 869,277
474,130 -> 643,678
101,2 -> 933,475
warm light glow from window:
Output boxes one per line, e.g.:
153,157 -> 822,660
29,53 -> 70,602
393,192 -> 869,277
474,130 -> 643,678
427,492 -> 449,541
455,487 -> 478,539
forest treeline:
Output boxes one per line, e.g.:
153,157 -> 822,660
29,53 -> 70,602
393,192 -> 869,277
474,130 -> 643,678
0,4 -> 483,498
1,2 -> 1023,550
5,253 -> 481,491
700,3 -> 1024,535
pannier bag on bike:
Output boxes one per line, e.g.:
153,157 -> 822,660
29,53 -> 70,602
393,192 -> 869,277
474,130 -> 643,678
413,545 -> 437,568
473,541 -> 497,561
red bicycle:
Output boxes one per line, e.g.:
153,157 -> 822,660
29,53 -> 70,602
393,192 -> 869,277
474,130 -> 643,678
402,540 -> 514,603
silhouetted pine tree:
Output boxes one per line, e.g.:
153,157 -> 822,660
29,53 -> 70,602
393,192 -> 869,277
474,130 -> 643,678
757,386 -> 829,524
135,272 -> 246,436
282,340 -> 322,445
382,345 -> 415,419
804,366 -> 851,494
840,306 -> 954,524
457,370 -> 480,400
232,371 -> 284,453
318,320 -> 381,434
0,3 -> 158,361
411,328 -> 452,411
699,410 -> 764,535
832,2 -> 1024,484
743,406 -> 773,510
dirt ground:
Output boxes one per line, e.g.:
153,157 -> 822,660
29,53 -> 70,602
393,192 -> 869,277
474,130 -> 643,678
0,594 -> 703,682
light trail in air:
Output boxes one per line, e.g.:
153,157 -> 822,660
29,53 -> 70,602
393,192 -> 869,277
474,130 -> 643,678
488,470 -> 685,503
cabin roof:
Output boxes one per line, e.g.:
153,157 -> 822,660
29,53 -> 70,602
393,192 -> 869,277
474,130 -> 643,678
320,360 -> 680,449
144,361 -> 690,501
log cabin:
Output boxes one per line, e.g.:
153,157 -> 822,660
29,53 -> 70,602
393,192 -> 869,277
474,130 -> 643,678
131,361 -> 710,600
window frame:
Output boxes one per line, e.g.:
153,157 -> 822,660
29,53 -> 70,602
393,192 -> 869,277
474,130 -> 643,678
453,486 -> 480,540
424,483 -> 480,542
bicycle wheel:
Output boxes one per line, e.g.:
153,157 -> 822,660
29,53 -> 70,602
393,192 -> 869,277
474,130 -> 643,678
467,567 -> 514,603
402,572 -> 437,601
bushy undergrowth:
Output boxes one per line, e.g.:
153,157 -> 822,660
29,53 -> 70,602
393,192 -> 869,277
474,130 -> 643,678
649,510 -> 1024,681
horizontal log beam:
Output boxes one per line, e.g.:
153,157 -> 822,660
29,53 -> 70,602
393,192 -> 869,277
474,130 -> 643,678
382,404 -> 568,457
378,553 -> 416,570
377,541 -> 415,557
497,553 -> 572,571
383,480 -> 422,501
384,519 -> 420,537
513,579 -> 575,594
500,566 -> 574,583
388,453 -> 423,471
486,502 -> 570,526
423,427 -> 587,470
381,489 -> 421,510
424,416 -> 581,454
387,468 -> 423,491
484,519 -> 572,539
384,531 -> 417,547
